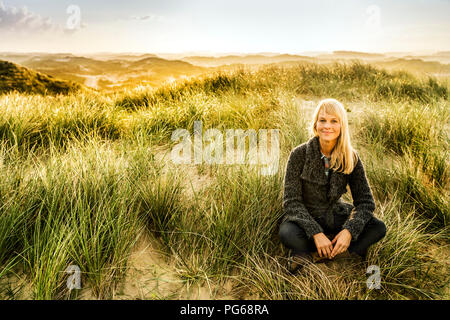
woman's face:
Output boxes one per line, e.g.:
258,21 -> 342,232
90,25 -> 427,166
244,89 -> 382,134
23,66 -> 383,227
316,110 -> 341,143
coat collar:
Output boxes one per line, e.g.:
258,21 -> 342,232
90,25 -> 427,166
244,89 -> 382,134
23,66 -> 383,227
300,136 -> 348,202
300,136 -> 329,185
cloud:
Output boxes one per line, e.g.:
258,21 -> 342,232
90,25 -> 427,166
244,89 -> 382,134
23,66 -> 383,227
0,1 -> 57,33
129,13 -> 169,23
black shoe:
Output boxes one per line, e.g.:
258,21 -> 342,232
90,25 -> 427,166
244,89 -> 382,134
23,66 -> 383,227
287,252 -> 312,274
311,252 -> 330,263
348,252 -> 365,264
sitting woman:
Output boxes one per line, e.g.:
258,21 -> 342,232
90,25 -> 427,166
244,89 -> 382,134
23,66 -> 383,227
279,98 -> 386,273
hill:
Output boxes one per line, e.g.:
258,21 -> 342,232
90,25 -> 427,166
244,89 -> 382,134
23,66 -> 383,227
0,60 -> 81,95
181,54 -> 315,67
332,50 -> 386,58
2,51 -> 449,92
1,54 -> 208,90
373,58 -> 450,76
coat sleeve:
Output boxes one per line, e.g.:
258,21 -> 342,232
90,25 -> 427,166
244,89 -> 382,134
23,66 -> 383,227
282,147 -> 324,239
342,155 -> 376,241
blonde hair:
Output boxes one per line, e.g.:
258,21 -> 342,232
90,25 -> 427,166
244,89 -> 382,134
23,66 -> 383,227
311,98 -> 358,174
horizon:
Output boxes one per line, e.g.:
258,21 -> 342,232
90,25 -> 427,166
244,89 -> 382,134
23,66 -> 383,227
1,50 -> 448,57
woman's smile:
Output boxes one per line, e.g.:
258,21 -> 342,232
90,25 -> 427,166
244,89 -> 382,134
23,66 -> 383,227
316,110 -> 341,142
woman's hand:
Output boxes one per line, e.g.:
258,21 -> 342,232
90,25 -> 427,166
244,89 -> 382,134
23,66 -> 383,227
330,229 -> 352,258
313,233 -> 333,259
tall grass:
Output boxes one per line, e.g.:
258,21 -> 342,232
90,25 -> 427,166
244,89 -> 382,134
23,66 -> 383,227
0,93 -> 120,153
0,137 -> 182,298
0,61 -> 448,299
142,164 -> 283,283
1,62 -> 447,154
365,196 -> 447,299
357,101 -> 449,231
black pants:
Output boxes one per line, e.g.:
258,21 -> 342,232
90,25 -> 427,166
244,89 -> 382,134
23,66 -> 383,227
279,215 -> 386,258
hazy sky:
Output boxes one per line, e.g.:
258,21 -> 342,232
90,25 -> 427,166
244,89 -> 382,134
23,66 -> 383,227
1,0 -> 449,54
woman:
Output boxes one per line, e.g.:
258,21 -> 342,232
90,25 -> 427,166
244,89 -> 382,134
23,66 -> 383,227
279,98 -> 386,273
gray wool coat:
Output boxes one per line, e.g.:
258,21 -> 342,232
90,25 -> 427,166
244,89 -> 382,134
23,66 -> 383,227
281,135 -> 376,241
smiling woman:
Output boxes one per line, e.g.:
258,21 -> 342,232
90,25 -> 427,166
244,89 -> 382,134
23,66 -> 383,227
316,110 -> 341,157
278,98 -> 386,274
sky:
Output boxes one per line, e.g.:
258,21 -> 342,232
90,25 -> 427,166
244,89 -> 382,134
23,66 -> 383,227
1,0 -> 449,54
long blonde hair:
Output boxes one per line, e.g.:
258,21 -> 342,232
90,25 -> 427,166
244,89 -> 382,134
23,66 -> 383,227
311,98 -> 358,174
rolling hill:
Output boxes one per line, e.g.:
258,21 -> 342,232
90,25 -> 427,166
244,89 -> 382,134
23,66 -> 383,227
2,51 -> 449,93
180,54 -> 316,67
0,60 -> 81,95
1,54 -> 208,90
